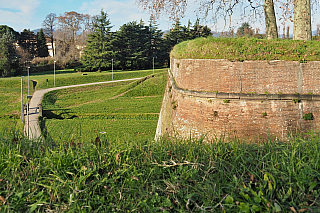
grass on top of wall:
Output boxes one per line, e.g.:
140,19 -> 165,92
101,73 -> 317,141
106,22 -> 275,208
170,37 -> 320,62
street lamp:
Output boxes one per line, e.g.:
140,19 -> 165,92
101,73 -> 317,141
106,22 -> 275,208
54,61 -> 56,87
26,95 -> 32,139
27,67 -> 30,95
153,57 -> 155,75
21,76 -> 25,123
112,59 -> 114,81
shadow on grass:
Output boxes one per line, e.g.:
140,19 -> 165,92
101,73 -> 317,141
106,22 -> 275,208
30,69 -> 77,76
42,109 -> 78,119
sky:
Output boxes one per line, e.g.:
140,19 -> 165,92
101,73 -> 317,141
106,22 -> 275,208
0,0 -> 203,32
0,0 -> 320,34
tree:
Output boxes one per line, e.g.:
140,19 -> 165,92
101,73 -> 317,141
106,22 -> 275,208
112,19 -> 168,70
0,30 -> 19,76
236,22 -> 254,37
54,11 -> 93,66
164,20 -> 188,50
191,18 -> 212,38
42,13 -> 56,56
19,29 -> 37,58
57,11 -> 85,45
263,0 -> 278,39
0,25 -> 18,38
164,19 -> 211,52
137,0 -> 279,39
36,29 -> 49,57
146,16 -> 167,68
293,0 -> 311,40
113,21 -> 148,70
82,10 -> 113,71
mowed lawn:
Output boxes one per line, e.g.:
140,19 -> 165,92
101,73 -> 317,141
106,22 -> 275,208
0,68 -> 166,135
41,71 -> 167,142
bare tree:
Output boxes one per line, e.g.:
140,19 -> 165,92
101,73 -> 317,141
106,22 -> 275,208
137,0 -> 279,39
57,11 -> 85,44
42,13 -> 57,57
54,11 -> 93,64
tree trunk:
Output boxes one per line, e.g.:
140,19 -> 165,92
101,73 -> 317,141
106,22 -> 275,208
263,0 -> 278,39
293,0 -> 311,40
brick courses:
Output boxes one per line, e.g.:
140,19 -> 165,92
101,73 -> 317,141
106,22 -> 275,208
171,59 -> 320,94
156,59 -> 320,141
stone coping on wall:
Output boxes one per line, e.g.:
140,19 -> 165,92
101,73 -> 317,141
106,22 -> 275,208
167,69 -> 320,101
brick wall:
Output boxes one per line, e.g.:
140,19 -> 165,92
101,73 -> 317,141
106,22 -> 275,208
171,59 -> 320,94
155,59 -> 320,141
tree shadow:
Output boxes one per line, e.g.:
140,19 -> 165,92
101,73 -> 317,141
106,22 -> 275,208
42,109 -> 78,119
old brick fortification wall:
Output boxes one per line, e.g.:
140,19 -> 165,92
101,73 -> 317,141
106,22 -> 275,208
155,59 -> 320,141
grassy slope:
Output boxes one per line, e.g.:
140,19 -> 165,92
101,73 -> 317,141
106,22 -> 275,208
171,37 -> 320,62
41,72 -> 167,143
0,69 -> 164,133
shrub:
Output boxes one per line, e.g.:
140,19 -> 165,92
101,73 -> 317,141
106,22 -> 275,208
303,113 -> 314,120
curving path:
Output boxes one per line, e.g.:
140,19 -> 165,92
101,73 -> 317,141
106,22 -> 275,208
24,77 -> 145,140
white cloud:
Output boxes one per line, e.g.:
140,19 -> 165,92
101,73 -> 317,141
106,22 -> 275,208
78,0 -> 152,29
0,0 -> 40,31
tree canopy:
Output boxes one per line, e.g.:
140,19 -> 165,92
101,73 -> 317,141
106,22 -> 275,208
0,30 -> 19,76
81,13 -> 212,71
137,0 -> 313,40
82,10 -> 113,71
36,29 -> 49,57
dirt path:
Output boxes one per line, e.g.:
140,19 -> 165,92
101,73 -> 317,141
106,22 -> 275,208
24,77 -> 145,140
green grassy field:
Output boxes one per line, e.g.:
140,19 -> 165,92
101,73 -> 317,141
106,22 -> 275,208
40,72 -> 167,143
0,68 -> 165,134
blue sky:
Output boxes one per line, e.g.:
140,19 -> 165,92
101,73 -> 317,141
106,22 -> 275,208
0,0 -> 319,34
0,0 -> 202,32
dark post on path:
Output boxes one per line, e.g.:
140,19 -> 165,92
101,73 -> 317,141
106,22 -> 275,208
32,80 -> 37,90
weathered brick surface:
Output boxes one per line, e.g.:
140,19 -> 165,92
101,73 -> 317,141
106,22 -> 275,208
171,59 -> 320,94
169,89 -> 319,141
156,59 -> 320,141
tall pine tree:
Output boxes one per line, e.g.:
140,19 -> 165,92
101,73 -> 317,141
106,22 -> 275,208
112,18 -> 167,70
113,21 -> 146,70
36,29 -> 49,57
0,30 -> 19,76
147,17 -> 167,68
82,10 -> 113,71
19,29 -> 37,58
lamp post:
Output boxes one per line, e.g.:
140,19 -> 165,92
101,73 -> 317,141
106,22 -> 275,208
27,96 -> 29,138
112,59 -> 114,81
153,57 -> 154,75
27,67 -> 30,95
54,61 -> 56,87
26,95 -> 32,139
21,76 -> 25,123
